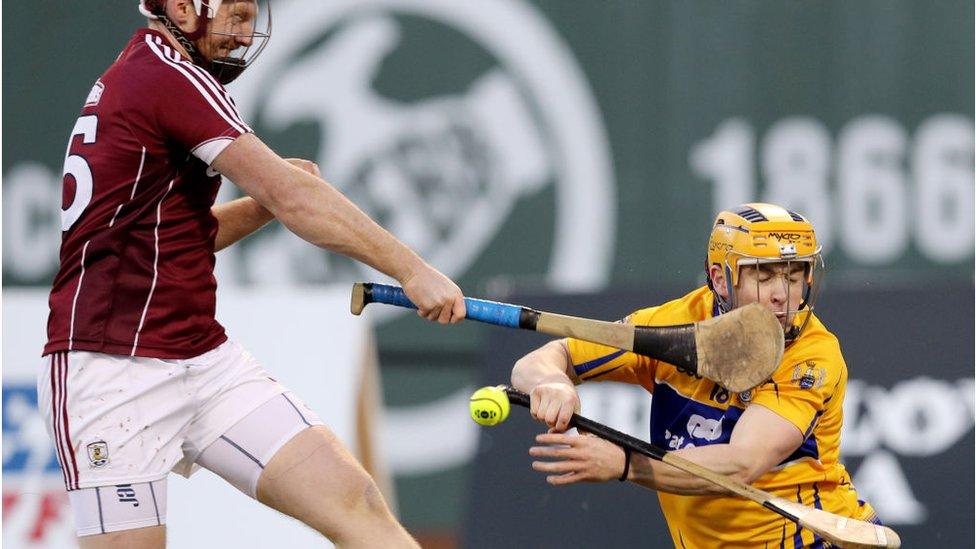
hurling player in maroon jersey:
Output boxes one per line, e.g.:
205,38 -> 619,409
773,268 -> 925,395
40,1 -> 463,547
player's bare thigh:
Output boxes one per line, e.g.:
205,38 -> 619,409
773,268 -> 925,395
78,525 -> 165,549
255,425 -> 418,548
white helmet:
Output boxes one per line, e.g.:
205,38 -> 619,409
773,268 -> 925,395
138,0 -> 272,84
139,0 -> 225,19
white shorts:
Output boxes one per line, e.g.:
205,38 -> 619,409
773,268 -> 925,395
65,392 -> 323,536
37,339 -> 291,490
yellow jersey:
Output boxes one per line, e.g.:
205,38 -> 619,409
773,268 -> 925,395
567,286 -> 878,548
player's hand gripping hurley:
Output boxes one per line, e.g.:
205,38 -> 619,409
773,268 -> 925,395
499,387 -> 901,549
351,282 -> 784,392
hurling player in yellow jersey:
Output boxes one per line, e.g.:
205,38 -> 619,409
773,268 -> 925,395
512,203 -> 881,548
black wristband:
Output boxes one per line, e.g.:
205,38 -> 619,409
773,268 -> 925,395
618,447 -> 631,482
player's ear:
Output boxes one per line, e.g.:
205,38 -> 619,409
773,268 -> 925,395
169,0 -> 197,27
708,264 -> 729,299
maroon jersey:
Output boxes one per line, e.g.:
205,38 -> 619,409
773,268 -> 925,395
45,29 -> 252,359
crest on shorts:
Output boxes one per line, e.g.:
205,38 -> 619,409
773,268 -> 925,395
87,440 -> 109,468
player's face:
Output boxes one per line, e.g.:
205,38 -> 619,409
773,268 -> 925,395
199,0 -> 258,61
734,262 -> 806,328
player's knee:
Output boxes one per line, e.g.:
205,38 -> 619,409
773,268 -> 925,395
304,476 -> 393,546
252,425 -> 398,539
314,475 -> 394,540
359,478 -> 388,515
335,474 -> 388,520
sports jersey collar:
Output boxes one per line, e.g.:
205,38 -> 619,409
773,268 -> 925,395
133,28 -> 192,62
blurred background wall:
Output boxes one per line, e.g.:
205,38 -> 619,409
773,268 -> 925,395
3,1 -> 973,547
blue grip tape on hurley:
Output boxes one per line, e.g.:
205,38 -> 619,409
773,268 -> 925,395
370,283 -> 522,328
370,284 -> 417,310
464,299 -> 522,328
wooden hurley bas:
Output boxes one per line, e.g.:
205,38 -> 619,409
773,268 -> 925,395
351,283 -> 783,392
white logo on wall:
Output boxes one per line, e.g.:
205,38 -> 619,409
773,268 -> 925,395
223,0 -> 615,293
842,376 -> 975,525
690,114 -> 974,263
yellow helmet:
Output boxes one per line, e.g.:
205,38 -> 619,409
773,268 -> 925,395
706,203 -> 824,341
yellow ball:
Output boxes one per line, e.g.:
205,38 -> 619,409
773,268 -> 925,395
469,386 -> 510,426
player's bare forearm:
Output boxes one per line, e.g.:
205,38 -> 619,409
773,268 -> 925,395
511,340 -> 578,392
213,134 -> 425,282
212,197 -> 274,252
513,340 -> 582,432
530,405 -> 793,489
627,444 -> 755,496
530,433 -> 733,492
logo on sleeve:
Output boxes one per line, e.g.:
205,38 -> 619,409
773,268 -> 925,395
791,361 -> 826,390
85,81 -> 105,107
86,440 -> 109,468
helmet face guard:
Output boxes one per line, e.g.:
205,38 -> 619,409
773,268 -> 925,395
139,0 -> 272,85
706,203 -> 824,343
207,0 -> 272,84
720,250 -> 824,342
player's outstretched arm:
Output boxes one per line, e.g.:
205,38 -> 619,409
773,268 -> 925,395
212,133 -> 465,323
627,404 -> 802,494
531,402 -> 801,493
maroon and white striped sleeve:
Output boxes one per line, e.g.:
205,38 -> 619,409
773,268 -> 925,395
144,35 -> 252,165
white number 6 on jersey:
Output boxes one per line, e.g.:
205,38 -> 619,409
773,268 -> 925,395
61,115 -> 98,231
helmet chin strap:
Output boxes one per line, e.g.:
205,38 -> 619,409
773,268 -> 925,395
716,264 -> 735,314
157,13 -> 208,63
